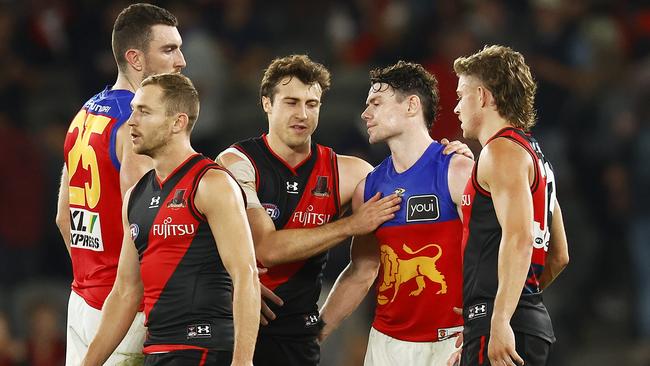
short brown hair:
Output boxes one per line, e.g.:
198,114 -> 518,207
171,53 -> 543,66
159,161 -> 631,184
260,55 -> 331,103
369,61 -> 440,130
453,45 -> 537,131
112,3 -> 178,73
141,73 -> 200,131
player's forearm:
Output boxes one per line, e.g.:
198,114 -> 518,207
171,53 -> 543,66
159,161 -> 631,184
83,286 -> 142,366
320,262 -> 378,339
231,269 -> 260,364
492,232 -> 533,324
257,218 -> 353,267
539,254 -> 568,290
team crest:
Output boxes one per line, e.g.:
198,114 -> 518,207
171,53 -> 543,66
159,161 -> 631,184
311,176 -> 330,197
167,189 -> 187,209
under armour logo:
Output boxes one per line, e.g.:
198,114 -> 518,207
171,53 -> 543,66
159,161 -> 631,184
304,314 -> 320,327
286,181 -> 299,194
187,324 -> 211,339
468,302 -> 487,321
149,196 -> 161,208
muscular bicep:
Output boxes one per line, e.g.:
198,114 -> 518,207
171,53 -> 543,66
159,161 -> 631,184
337,155 -> 373,208
117,123 -> 152,196
480,141 -> 534,238
351,177 -> 368,213
245,207 -> 278,252
196,170 -> 257,276
114,189 -> 143,294
448,154 -> 474,219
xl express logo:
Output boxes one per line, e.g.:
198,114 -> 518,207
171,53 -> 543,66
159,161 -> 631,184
70,208 -> 104,251
406,194 -> 440,222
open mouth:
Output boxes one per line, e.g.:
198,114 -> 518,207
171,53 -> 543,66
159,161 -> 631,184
290,125 -> 308,132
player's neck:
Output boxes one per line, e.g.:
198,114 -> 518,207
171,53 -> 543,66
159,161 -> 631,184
265,133 -> 311,167
152,142 -> 197,182
388,128 -> 433,173
113,72 -> 141,93
479,116 -> 512,147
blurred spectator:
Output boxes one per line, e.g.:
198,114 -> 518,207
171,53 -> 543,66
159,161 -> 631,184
0,312 -> 24,366
24,302 -> 65,366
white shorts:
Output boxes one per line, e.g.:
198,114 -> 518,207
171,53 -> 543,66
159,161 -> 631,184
66,290 -> 146,365
364,327 -> 458,366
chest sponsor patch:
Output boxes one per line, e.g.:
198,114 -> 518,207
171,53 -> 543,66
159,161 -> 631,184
69,208 -> 104,251
406,194 -> 440,222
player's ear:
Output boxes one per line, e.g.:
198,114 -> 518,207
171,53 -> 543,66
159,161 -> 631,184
172,113 -> 189,133
125,49 -> 144,72
262,96 -> 272,114
406,95 -> 420,117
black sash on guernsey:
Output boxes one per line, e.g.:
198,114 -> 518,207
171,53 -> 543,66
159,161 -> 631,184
462,127 -> 556,344
128,154 -> 236,353
233,136 -> 340,337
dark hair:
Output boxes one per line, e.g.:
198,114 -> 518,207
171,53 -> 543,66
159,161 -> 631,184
112,3 -> 178,72
141,73 -> 200,131
454,45 -> 537,131
260,55 -> 331,103
369,61 -> 440,130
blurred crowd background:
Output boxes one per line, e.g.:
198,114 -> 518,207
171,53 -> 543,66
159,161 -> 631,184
1,0 -> 649,365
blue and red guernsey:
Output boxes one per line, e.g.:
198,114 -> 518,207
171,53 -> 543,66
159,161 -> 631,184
461,127 -> 556,343
63,87 -> 134,310
128,154 -> 236,352
232,135 -> 340,337
364,142 -> 463,342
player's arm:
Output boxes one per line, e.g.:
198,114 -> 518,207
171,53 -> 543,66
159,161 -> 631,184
480,139 -> 532,366
82,188 -> 143,366
319,177 -> 380,342
116,121 -> 153,196
539,201 -> 569,289
219,152 -> 400,267
55,165 -> 71,256
447,154 -> 474,219
196,169 -> 260,365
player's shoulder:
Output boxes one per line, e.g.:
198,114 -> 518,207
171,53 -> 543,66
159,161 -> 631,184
336,154 -> 373,174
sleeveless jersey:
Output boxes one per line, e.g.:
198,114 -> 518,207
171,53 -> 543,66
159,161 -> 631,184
128,154 -> 235,352
63,87 -> 134,310
461,127 -> 556,343
233,135 -> 340,336
364,142 -> 463,342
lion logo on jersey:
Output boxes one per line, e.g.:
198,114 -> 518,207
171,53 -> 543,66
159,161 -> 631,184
377,243 -> 447,305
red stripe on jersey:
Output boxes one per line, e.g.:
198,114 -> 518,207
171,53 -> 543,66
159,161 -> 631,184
258,145 -> 339,290
143,344 -> 209,354
479,335 -> 486,364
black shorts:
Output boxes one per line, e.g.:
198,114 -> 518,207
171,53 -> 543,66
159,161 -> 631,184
144,349 -> 232,366
253,333 -> 320,366
461,332 -> 551,366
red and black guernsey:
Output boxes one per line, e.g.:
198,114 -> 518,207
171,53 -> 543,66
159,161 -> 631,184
232,135 -> 340,337
461,127 -> 556,343
128,154 -> 236,353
